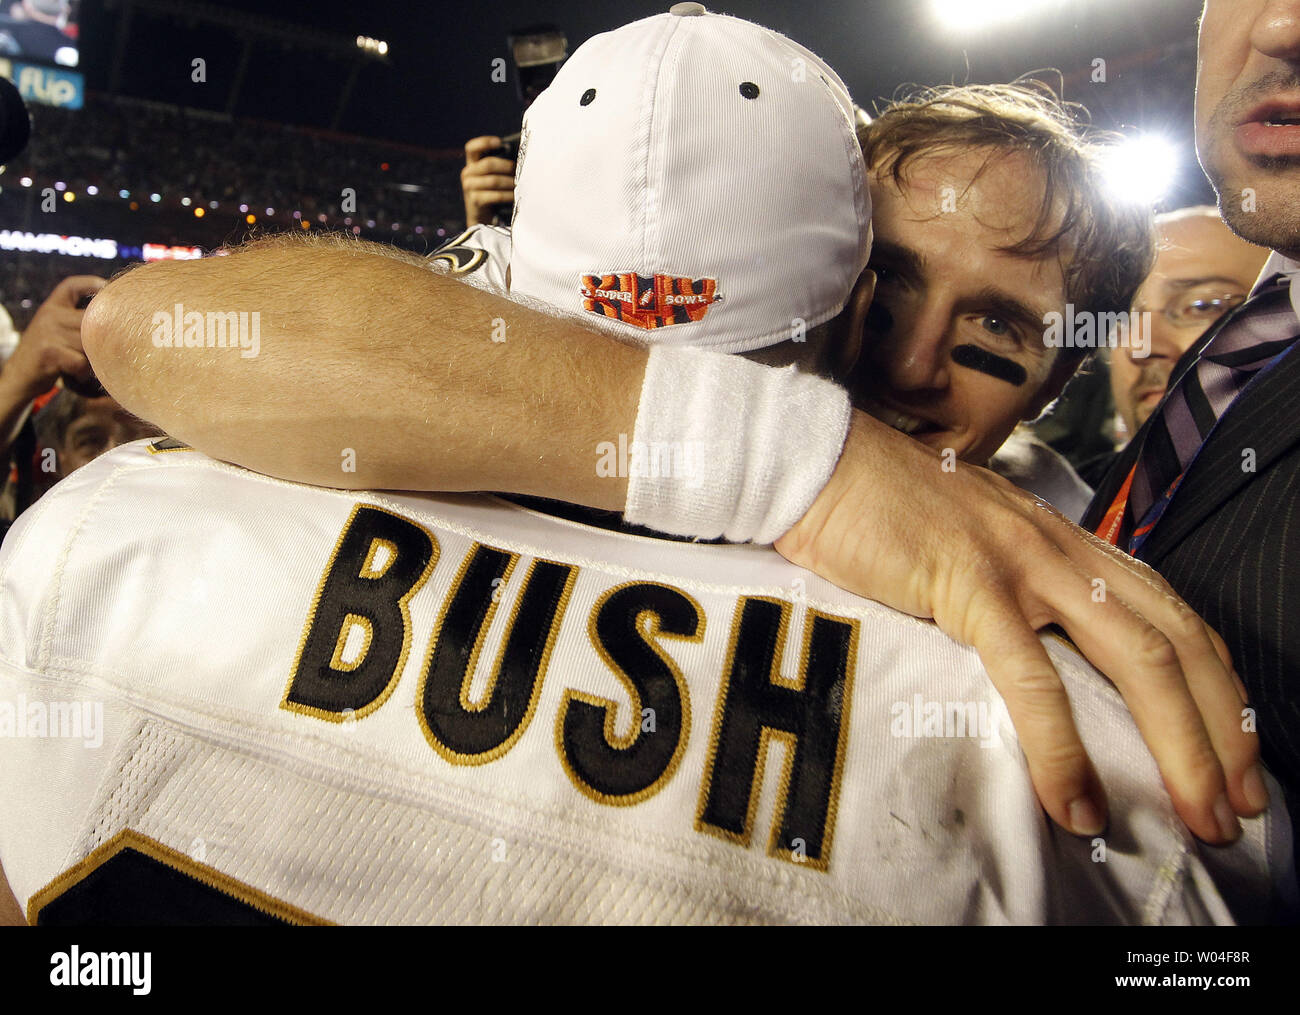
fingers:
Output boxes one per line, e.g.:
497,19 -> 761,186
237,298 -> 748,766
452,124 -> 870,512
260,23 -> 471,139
462,174 -> 517,192
465,190 -> 516,207
48,275 -> 107,306
464,135 -> 503,161
967,593 -> 1108,837
1052,522 -> 1264,821
44,346 -> 91,382
462,157 -> 516,177
1029,553 -> 1241,844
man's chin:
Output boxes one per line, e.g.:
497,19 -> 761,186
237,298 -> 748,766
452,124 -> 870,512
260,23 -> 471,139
1210,165 -> 1300,249
912,430 -> 968,457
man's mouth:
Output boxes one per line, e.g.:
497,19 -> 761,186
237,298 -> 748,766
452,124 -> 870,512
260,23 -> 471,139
862,400 -> 945,438
1235,97 -> 1300,157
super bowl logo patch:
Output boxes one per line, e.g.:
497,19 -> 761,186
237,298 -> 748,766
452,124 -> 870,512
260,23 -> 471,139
580,272 -> 722,329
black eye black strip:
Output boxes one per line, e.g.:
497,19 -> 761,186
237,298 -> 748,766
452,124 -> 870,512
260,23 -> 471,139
952,343 -> 1027,387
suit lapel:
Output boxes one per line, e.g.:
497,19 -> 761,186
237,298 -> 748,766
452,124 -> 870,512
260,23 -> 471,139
1079,321 -> 1227,533
1141,341 -> 1300,566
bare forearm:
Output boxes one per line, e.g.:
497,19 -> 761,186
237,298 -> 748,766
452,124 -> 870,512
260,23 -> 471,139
82,240 -> 642,510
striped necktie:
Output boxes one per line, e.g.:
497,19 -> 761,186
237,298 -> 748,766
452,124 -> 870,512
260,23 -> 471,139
1125,273 -> 1300,553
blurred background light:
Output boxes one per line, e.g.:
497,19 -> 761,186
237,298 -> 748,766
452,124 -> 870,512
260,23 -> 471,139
1100,133 -> 1181,206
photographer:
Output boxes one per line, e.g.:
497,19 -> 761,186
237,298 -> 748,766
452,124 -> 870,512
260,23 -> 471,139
461,134 -> 516,228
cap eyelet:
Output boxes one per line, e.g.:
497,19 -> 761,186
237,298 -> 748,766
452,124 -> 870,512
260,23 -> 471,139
580,88 -> 596,106
739,81 -> 760,100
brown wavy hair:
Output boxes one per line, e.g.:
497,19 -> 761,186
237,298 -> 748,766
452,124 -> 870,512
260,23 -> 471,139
859,80 -> 1155,362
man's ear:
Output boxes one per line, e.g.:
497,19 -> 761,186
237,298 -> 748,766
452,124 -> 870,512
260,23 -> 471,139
824,269 -> 876,383
1024,351 -> 1081,420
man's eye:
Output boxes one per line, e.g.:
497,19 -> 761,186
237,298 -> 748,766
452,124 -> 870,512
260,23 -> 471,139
982,315 -> 1012,337
870,264 -> 898,285
1186,299 -> 1226,316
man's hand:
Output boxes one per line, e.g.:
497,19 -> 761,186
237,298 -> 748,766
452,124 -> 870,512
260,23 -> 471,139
776,409 -> 1266,846
461,136 -> 516,227
1,275 -> 105,402
0,275 -> 105,457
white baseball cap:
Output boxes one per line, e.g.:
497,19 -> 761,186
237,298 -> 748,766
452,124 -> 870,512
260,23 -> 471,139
507,3 -> 871,354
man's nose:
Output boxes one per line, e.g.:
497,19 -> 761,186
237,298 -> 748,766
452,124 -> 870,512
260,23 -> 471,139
1253,2 -> 1300,61
1131,313 -> 1186,365
884,307 -> 951,391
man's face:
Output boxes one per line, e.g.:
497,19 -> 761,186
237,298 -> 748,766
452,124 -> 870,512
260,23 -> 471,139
1198,1 -> 1300,254
1110,213 -> 1269,438
57,397 -> 159,476
849,148 -> 1071,465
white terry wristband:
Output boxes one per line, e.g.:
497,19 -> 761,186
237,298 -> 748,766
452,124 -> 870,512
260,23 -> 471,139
623,346 -> 851,544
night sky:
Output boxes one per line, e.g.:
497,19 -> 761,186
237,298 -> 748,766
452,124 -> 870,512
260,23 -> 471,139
76,0 -> 1207,157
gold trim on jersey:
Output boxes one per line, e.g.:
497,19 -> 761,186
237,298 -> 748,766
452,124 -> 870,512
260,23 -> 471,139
328,613 -> 374,673
359,537 -> 399,580
146,437 -> 193,454
281,503 -> 440,724
556,581 -> 705,807
460,552 -> 520,714
694,597 -> 859,872
416,545 -> 577,766
429,227 -> 489,275
27,829 -> 331,926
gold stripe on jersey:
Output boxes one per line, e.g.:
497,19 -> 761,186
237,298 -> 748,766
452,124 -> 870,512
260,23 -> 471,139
557,581 -> 705,807
282,503 -> 439,723
28,829 -> 331,926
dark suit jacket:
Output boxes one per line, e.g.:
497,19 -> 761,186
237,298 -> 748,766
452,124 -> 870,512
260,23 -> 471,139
1081,309 -> 1300,862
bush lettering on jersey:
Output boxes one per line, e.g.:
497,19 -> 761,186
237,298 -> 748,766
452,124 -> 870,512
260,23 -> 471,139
283,506 -> 858,870
558,583 -> 703,803
418,545 -> 576,763
284,505 -> 438,720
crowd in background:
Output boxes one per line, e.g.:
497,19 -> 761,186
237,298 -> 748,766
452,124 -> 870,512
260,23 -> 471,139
1,92 -> 468,328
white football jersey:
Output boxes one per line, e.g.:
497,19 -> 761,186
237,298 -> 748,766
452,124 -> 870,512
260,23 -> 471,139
0,440 -> 1293,924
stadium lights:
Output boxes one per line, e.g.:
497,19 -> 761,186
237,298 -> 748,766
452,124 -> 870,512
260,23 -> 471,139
181,197 -> 191,206
931,0 -> 1064,32
356,35 -> 388,56
1100,133 -> 1181,206
19,177 -> 31,187
86,185 -> 98,196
